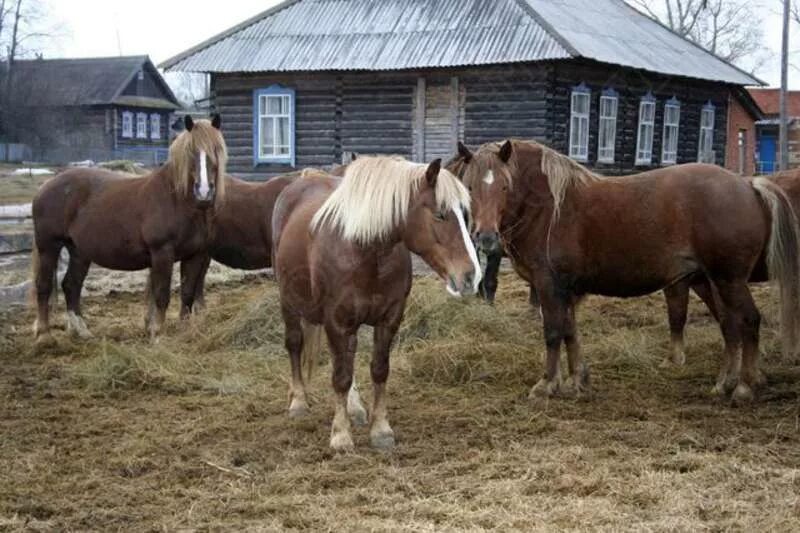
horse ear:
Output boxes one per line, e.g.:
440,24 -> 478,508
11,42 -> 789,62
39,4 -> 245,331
426,158 -> 441,188
498,140 -> 513,163
184,115 -> 194,132
211,114 -> 222,130
457,141 -> 473,163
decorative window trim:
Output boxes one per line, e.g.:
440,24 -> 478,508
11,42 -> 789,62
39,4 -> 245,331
698,102 -> 716,164
121,111 -> 133,138
568,83 -> 590,162
136,112 -> 148,139
150,113 -> 161,140
253,85 -> 295,166
635,93 -> 656,165
597,88 -> 618,164
661,97 -> 680,166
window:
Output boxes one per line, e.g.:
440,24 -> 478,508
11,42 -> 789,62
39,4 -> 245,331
136,113 -> 147,139
598,89 -> 618,163
253,85 -> 295,165
661,97 -> 680,165
121,111 -> 133,138
698,103 -> 715,163
569,83 -> 590,161
150,113 -> 161,140
635,94 -> 656,165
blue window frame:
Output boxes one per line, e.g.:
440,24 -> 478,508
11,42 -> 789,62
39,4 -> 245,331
253,85 -> 295,166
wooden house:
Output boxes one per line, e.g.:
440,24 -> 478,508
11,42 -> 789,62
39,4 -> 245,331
161,0 -> 761,179
3,55 -> 182,164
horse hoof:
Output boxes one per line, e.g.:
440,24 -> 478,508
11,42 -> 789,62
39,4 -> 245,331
731,383 -> 754,405
709,384 -> 726,397
288,400 -> 310,419
370,430 -> 395,450
349,406 -> 369,427
529,378 -> 559,399
330,431 -> 355,452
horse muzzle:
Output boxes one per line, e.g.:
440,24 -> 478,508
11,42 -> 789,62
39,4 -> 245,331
193,183 -> 216,206
473,231 -> 501,255
446,269 -> 479,297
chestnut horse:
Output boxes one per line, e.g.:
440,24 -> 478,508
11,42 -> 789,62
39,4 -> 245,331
452,139 -> 800,403
179,162 -> 352,317
177,173 -> 295,317
273,156 -> 480,451
31,115 -> 227,341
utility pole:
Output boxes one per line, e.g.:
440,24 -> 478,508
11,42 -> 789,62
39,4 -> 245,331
780,0 -> 790,171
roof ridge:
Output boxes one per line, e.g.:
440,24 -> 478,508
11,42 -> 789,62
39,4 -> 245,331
160,0 -> 304,71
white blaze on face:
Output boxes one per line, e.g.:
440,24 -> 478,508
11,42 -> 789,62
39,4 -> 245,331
483,170 -> 495,185
198,150 -> 210,199
454,206 -> 482,293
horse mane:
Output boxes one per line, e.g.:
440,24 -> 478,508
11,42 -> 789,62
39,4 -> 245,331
537,142 -> 600,221
311,156 -> 470,245
168,119 -> 228,201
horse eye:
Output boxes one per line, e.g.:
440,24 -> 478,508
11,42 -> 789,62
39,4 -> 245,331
434,211 -> 447,221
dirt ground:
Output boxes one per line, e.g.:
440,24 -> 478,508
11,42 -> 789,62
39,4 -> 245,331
1,273 -> 799,531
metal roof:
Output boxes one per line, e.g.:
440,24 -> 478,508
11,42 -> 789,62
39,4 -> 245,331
161,0 -> 761,86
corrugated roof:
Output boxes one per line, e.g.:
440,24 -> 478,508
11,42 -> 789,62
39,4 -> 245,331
523,0 -> 760,86
161,0 -> 761,86
5,55 -> 182,108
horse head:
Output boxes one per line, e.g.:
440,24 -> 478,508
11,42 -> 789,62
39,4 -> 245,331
451,140 -> 515,255
169,114 -> 227,208
402,158 -> 481,297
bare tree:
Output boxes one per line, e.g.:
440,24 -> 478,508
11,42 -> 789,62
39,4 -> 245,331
628,0 -> 766,68
164,71 -> 210,108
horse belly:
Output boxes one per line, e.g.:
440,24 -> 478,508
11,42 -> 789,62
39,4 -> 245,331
70,224 -> 150,270
212,244 -> 269,270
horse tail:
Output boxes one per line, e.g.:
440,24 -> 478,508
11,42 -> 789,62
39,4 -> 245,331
28,238 -> 59,310
752,177 -> 800,360
300,319 -> 324,384
28,238 -> 40,307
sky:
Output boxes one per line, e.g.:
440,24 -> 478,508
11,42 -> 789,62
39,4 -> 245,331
43,0 -> 796,89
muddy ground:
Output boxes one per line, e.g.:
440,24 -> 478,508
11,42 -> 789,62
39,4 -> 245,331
1,274 -> 799,531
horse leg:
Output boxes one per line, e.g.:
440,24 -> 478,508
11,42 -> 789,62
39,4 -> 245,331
563,302 -> 590,397
62,248 -> 92,339
146,248 -> 174,341
529,279 -> 567,399
662,279 -> 690,366
478,250 -> 501,304
33,243 -> 61,340
369,322 -> 400,449
284,309 -> 311,418
529,284 -> 541,314
713,280 -> 761,403
692,279 -> 720,322
180,253 -> 210,319
325,321 -> 358,451
707,283 -> 743,397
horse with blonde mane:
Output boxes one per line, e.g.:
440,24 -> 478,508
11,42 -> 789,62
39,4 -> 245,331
452,139 -> 800,403
31,115 -> 227,342
272,156 -> 480,451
